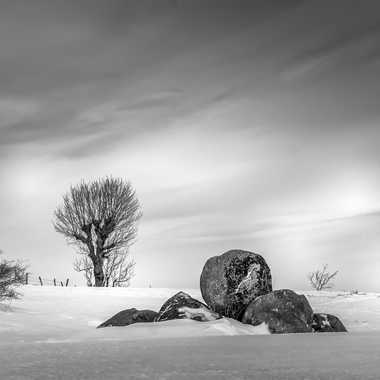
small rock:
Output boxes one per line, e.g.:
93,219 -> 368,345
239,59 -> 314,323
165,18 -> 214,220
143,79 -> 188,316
242,289 -> 314,334
312,313 -> 347,332
97,308 -> 158,328
155,291 -> 221,322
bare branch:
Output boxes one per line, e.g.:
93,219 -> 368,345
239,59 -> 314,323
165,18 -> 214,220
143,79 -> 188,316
74,250 -> 135,287
74,256 -> 94,287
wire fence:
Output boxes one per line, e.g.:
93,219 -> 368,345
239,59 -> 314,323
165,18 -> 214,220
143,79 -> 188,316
25,273 -> 74,287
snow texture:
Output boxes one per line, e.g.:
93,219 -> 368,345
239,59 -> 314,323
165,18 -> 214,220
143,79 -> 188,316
178,306 -> 220,322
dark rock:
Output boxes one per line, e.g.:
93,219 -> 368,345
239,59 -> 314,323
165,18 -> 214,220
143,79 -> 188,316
241,289 -> 314,334
155,291 -> 222,322
97,308 -> 158,328
200,250 -> 272,319
312,313 -> 347,333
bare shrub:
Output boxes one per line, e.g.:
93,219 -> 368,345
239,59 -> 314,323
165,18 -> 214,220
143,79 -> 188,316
308,264 -> 338,291
0,252 -> 27,301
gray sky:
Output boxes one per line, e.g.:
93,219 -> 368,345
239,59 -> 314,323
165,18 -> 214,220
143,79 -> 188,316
1,0 -> 380,290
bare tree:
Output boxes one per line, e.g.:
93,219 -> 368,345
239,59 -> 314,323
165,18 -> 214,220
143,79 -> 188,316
0,251 -> 27,301
54,177 -> 142,287
308,264 -> 338,291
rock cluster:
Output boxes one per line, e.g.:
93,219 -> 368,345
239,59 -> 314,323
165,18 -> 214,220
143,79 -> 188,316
98,249 -> 347,334
98,292 -> 220,328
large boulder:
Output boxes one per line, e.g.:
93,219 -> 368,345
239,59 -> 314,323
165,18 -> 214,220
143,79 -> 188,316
155,291 -> 221,322
97,308 -> 158,328
241,289 -> 314,334
200,250 -> 272,319
312,313 -> 347,333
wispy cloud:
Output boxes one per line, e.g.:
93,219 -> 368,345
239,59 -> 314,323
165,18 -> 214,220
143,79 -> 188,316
281,21 -> 380,80
118,90 -> 183,111
0,98 -> 40,129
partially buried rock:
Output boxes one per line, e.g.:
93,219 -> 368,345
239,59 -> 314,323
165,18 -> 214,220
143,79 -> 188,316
312,313 -> 347,333
155,291 -> 221,322
97,308 -> 158,328
241,289 -> 314,334
200,250 -> 272,320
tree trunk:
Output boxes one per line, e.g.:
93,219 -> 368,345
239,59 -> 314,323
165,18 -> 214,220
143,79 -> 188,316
93,257 -> 105,287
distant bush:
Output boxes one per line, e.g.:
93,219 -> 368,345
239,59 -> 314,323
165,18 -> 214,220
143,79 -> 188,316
308,264 -> 338,291
350,289 -> 366,296
0,252 -> 27,301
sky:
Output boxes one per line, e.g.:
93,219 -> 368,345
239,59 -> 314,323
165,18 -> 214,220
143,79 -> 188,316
1,0 -> 380,291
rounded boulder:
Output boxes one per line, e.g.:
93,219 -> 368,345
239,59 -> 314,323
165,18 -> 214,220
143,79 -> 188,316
241,289 -> 314,334
155,291 -> 221,322
97,308 -> 158,328
312,313 -> 347,333
200,250 -> 272,319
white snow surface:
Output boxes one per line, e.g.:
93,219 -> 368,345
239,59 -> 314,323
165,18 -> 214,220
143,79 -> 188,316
1,286 -> 379,343
1,286 -> 380,379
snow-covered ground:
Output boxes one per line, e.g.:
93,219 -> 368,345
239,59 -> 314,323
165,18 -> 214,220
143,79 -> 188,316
1,286 -> 380,379
0,286 -> 270,343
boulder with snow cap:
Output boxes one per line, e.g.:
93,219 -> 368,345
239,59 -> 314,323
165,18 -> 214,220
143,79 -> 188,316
155,291 -> 222,322
312,313 -> 347,333
200,250 -> 272,319
97,308 -> 158,328
241,289 -> 314,334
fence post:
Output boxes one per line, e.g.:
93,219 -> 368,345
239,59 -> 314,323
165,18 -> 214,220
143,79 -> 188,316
38,276 -> 43,286
25,272 -> 29,285
60,281 -> 64,287
65,278 -> 69,287
54,278 -> 56,286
